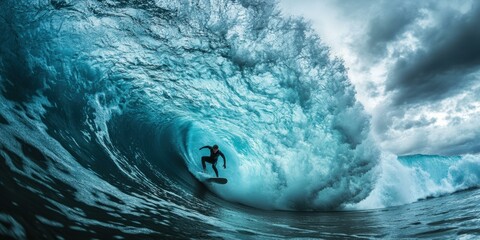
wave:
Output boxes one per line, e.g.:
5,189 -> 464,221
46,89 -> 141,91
1,0 -> 479,219
354,153 -> 480,209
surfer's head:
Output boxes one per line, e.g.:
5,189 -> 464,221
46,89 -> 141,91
213,145 -> 219,152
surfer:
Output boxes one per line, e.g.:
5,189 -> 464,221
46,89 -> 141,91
199,144 -> 226,178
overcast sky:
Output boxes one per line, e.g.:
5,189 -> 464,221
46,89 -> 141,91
279,0 -> 480,156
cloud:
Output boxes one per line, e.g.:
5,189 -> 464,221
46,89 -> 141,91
394,116 -> 437,130
346,0 -> 480,154
386,2 -> 480,106
374,84 -> 480,155
361,1 -> 424,61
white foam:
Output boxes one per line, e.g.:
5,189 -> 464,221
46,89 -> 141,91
352,153 -> 480,209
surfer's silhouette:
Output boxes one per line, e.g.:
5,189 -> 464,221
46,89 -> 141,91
199,144 -> 226,178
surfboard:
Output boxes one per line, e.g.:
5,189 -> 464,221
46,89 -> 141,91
206,178 -> 228,184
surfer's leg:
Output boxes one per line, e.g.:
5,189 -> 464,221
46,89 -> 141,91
201,156 -> 208,170
212,163 -> 219,177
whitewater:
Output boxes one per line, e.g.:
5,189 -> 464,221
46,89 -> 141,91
1,0 -> 479,239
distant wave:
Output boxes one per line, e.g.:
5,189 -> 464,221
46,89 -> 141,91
354,153 -> 480,209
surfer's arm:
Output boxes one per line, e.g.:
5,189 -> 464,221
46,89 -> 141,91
199,145 -> 211,150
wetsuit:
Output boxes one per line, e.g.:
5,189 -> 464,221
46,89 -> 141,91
199,146 -> 226,177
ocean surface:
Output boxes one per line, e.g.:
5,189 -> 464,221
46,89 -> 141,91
1,0 -> 479,239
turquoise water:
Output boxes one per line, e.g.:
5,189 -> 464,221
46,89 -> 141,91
1,0 -> 479,238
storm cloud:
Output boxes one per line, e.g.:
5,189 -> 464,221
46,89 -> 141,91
386,2 -> 480,106
280,0 -> 480,155
362,1 -> 424,61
